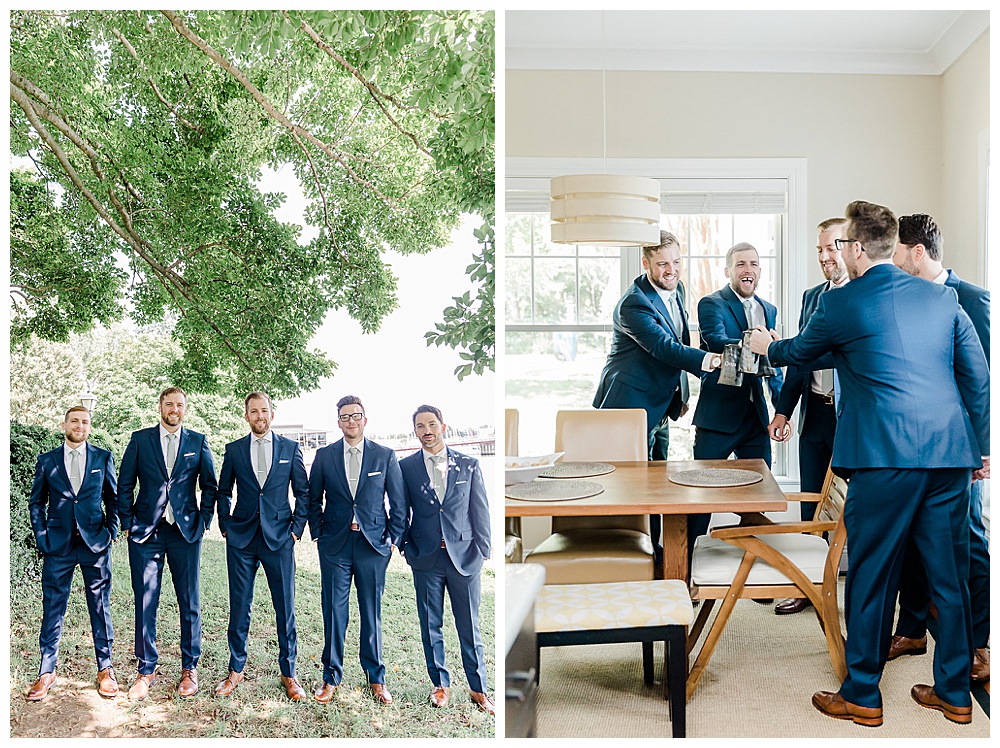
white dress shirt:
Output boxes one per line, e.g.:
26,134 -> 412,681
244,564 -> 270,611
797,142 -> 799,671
249,430 -> 274,477
422,446 -> 448,503
158,423 -> 182,471
810,276 -> 850,396
63,442 -> 88,488
344,438 -> 364,525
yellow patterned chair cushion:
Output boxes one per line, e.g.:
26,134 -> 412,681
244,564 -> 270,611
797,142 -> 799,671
536,579 -> 694,632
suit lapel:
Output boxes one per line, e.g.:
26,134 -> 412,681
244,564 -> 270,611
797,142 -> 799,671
357,438 -> 376,494
443,448 -> 458,502
54,446 -> 74,495
331,439 -> 351,496
723,286 -> 748,330
150,426 -> 169,480
639,276 -> 680,339
237,434 -> 256,485
263,434 -> 282,489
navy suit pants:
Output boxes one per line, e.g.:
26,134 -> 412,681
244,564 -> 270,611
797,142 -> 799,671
839,468 -> 972,709
895,478 -> 990,650
40,536 -> 114,675
319,530 -> 390,686
411,549 -> 488,693
226,526 -> 298,677
128,521 -> 202,673
797,393 -> 837,520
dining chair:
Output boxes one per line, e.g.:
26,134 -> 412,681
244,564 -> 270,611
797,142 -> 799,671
504,408 -> 523,563
684,466 -> 848,700
523,408 -> 654,584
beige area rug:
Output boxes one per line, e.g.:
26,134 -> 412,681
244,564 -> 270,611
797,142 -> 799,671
535,585 -> 989,738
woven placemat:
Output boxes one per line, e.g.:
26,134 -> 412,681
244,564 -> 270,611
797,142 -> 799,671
505,480 -> 605,502
540,461 -> 616,479
668,468 -> 763,487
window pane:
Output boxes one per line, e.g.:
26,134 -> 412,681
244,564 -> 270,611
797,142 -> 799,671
505,330 -> 611,457
506,213 -> 533,256
506,257 -> 533,324
686,256 -> 728,327
734,214 -> 778,256
577,244 -> 621,258
533,258 -> 577,323
533,217 -> 566,257
578,257 -> 622,324
687,215 -> 734,256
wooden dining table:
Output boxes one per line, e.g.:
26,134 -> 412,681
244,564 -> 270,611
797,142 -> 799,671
505,458 -> 788,581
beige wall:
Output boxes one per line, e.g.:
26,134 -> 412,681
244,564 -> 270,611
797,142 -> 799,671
941,32 -> 989,284
507,56 -> 987,285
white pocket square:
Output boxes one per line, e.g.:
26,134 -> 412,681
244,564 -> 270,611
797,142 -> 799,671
368,471 -> 381,476
279,459 -> 290,464
184,452 -> 196,457
91,469 -> 101,473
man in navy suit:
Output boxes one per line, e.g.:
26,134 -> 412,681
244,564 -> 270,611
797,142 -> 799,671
118,387 -> 218,700
888,213 -> 991,684
594,230 -> 721,564
691,242 -> 783,554
27,406 -> 119,701
308,395 -> 406,706
214,391 -> 310,701
769,218 -> 850,615
399,405 -> 494,714
750,200 -> 989,726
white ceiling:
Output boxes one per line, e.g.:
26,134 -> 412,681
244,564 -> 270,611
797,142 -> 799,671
506,10 -> 990,76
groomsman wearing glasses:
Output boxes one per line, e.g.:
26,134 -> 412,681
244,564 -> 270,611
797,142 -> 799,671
214,392 -> 310,701
307,396 -> 406,705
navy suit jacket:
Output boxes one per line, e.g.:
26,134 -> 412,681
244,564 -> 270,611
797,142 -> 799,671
218,432 -> 309,551
768,263 -> 989,470
307,437 -> 406,556
399,447 -> 491,577
118,425 -> 218,544
946,269 -> 990,363
693,285 -> 784,433
593,275 -> 706,433
30,443 -> 118,556
775,281 -> 840,431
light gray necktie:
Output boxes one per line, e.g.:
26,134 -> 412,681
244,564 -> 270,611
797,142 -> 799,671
164,433 -> 177,523
430,454 -> 445,503
820,368 -> 835,397
69,449 -> 82,494
256,437 -> 269,486
670,294 -> 690,403
743,298 -> 755,330
348,446 -> 361,498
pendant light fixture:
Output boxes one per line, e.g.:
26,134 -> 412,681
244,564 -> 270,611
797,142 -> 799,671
550,12 -> 660,247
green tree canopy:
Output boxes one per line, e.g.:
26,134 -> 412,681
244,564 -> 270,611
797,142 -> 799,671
10,9 -> 494,395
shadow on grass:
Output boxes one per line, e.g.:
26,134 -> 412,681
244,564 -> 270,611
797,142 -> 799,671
10,529 -> 495,738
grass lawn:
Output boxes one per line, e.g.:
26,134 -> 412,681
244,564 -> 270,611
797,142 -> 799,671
9,528 -> 495,738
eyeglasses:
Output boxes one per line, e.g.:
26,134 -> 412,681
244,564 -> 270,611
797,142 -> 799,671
834,238 -> 865,252
337,413 -> 364,422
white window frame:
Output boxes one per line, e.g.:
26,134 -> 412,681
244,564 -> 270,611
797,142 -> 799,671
506,156 -> 809,487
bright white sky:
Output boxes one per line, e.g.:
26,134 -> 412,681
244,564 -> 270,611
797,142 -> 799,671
263,164 -> 495,438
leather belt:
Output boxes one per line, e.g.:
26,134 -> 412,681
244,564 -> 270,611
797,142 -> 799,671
810,391 -> 835,406
350,523 -> 361,531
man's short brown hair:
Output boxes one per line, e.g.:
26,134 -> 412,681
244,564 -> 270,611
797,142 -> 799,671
337,395 -> 364,414
844,201 -> 898,260
159,386 -> 186,404
244,391 -> 274,411
641,230 -> 680,262
64,405 -> 90,421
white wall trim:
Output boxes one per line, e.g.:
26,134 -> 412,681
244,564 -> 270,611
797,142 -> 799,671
978,127 -> 990,287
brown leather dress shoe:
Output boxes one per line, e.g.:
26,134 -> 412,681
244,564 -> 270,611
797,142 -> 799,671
812,690 -> 883,727
429,686 -> 450,707
97,667 -> 119,697
314,682 -> 338,704
128,672 -> 156,701
886,634 -> 928,661
178,668 -> 198,698
971,648 -> 990,684
911,684 -> 972,724
281,675 -> 306,701
774,597 -> 813,615
215,670 -> 244,697
27,672 -> 57,701
470,691 -> 496,715
370,682 -> 393,705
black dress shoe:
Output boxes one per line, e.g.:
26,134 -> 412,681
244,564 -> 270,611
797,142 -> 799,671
774,597 -> 813,615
